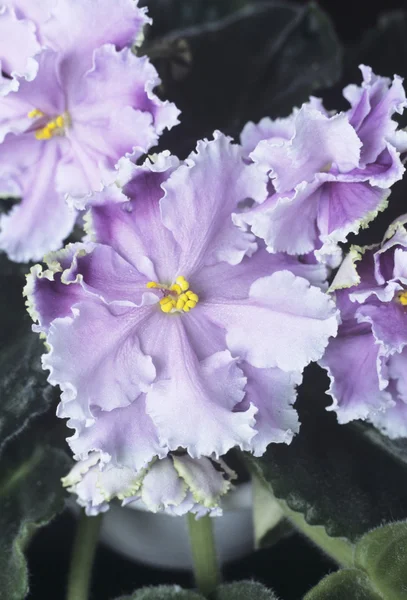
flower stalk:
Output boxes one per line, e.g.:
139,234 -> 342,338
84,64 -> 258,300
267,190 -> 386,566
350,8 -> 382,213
187,513 -> 221,597
66,511 -> 102,600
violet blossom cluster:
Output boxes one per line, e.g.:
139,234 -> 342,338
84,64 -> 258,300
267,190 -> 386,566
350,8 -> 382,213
0,0 -> 179,262
237,66 -> 407,262
63,451 -> 236,517
320,216 -> 407,438
18,4 -> 407,518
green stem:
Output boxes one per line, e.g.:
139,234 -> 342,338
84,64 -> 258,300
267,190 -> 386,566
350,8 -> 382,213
280,500 -> 354,567
252,475 -> 285,549
187,513 -> 221,597
66,511 -> 102,600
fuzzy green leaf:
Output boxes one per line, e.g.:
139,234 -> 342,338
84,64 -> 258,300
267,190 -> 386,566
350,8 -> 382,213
304,569 -> 382,600
0,418 -> 71,600
355,521 -> 407,600
115,582 -> 281,600
114,585 -> 205,600
213,581 -> 280,600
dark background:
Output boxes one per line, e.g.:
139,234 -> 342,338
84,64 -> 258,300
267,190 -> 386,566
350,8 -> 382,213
26,0 -> 407,598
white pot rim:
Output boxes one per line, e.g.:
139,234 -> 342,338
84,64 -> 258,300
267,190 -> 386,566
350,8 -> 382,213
98,481 -> 255,569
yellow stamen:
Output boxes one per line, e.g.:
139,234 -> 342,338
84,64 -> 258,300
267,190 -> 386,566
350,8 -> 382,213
176,276 -> 189,292
396,290 -> 407,306
147,276 -> 199,314
176,297 -> 186,310
35,126 -> 52,140
32,111 -> 69,141
186,291 -> 199,302
160,300 -> 175,313
28,109 -> 44,119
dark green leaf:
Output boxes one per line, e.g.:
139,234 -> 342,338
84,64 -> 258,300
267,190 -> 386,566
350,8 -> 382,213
0,252 -> 56,456
247,365 -> 407,542
355,521 -> 407,600
140,0 -> 249,38
213,581 -> 280,600
0,418 -> 71,600
304,569 -> 382,600
146,2 -> 342,157
0,253 -> 27,348
114,586 -> 205,600
0,330 -> 56,457
353,422 -> 407,465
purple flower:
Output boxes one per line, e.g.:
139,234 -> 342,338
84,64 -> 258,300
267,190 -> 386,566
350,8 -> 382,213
0,0 -> 179,262
236,66 -> 407,261
62,451 -> 236,517
319,216 -> 407,438
26,133 -> 338,512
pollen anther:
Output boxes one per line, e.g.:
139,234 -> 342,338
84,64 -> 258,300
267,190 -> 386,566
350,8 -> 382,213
396,290 -> 407,306
186,291 -> 199,302
176,297 -> 186,310
28,108 -> 44,119
176,276 -> 190,292
160,301 -> 174,313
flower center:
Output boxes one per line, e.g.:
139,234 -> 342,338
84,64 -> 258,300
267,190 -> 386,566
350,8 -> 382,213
146,276 -> 199,314
28,109 -> 70,140
395,290 -> 407,306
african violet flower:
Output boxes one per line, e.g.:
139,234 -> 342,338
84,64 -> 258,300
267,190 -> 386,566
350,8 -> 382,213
63,451 -> 236,517
26,133 -> 338,511
319,216 -> 407,438
0,0 -> 178,262
236,66 -> 407,261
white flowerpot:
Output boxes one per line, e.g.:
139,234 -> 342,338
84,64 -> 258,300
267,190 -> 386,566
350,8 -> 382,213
99,482 -> 254,570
